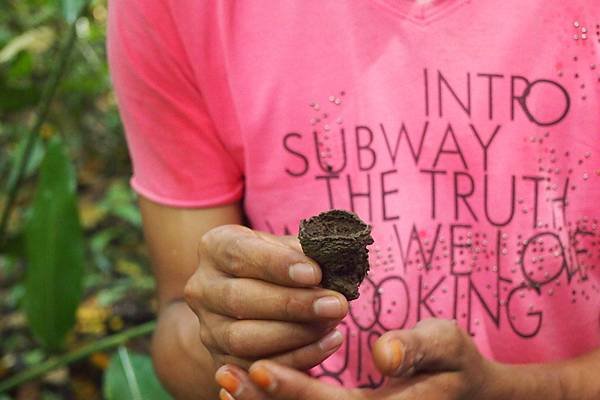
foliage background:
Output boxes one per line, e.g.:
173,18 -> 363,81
0,0 -> 168,398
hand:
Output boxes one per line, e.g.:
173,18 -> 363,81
184,225 -> 349,372
215,319 -> 502,400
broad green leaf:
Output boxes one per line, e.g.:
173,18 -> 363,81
24,138 -> 84,350
61,0 -> 86,24
103,347 -> 172,400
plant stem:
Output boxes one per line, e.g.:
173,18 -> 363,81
118,346 -> 144,400
0,321 -> 156,393
0,8 -> 83,247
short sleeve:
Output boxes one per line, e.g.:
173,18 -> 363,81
107,1 -> 243,207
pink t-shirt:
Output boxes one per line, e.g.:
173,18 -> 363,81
108,0 -> 600,388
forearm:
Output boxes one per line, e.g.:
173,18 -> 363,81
490,348 -> 600,400
152,300 -> 219,400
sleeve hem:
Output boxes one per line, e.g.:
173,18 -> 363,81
130,177 -> 244,208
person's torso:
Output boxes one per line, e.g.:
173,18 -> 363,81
176,0 -> 600,387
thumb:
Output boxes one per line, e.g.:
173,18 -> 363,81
248,360 -> 351,400
372,318 -> 471,377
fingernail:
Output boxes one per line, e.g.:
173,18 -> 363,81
313,296 -> 343,318
219,389 -> 235,400
289,263 -> 318,285
249,365 -> 277,393
388,340 -> 406,375
318,329 -> 344,351
215,367 -> 241,396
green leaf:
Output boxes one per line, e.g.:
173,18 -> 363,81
24,138 -> 84,350
103,347 -> 172,400
101,181 -> 141,226
61,0 -> 86,24
4,132 -> 45,193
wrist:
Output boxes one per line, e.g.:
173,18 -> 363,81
152,300 -> 219,400
484,360 -> 564,400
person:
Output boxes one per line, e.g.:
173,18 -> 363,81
107,0 -> 600,399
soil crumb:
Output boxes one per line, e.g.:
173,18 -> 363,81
298,209 -> 374,300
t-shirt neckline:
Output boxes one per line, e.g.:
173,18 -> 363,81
373,0 -> 468,24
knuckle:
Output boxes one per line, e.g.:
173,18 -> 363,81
183,280 -> 194,305
259,251 -> 281,281
225,249 -> 246,276
201,224 -> 248,255
222,232 -> 254,272
221,280 -> 243,318
183,276 -> 204,308
283,294 -> 306,320
446,321 -> 462,339
446,323 -> 466,357
433,318 -> 458,335
198,228 -> 217,255
197,237 -> 207,260
199,227 -> 224,259
223,322 -> 245,357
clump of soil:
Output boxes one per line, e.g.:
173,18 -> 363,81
298,210 -> 374,300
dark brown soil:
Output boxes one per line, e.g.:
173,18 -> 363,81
298,210 -> 374,300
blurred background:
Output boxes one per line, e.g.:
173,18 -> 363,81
1,1 -> 170,398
